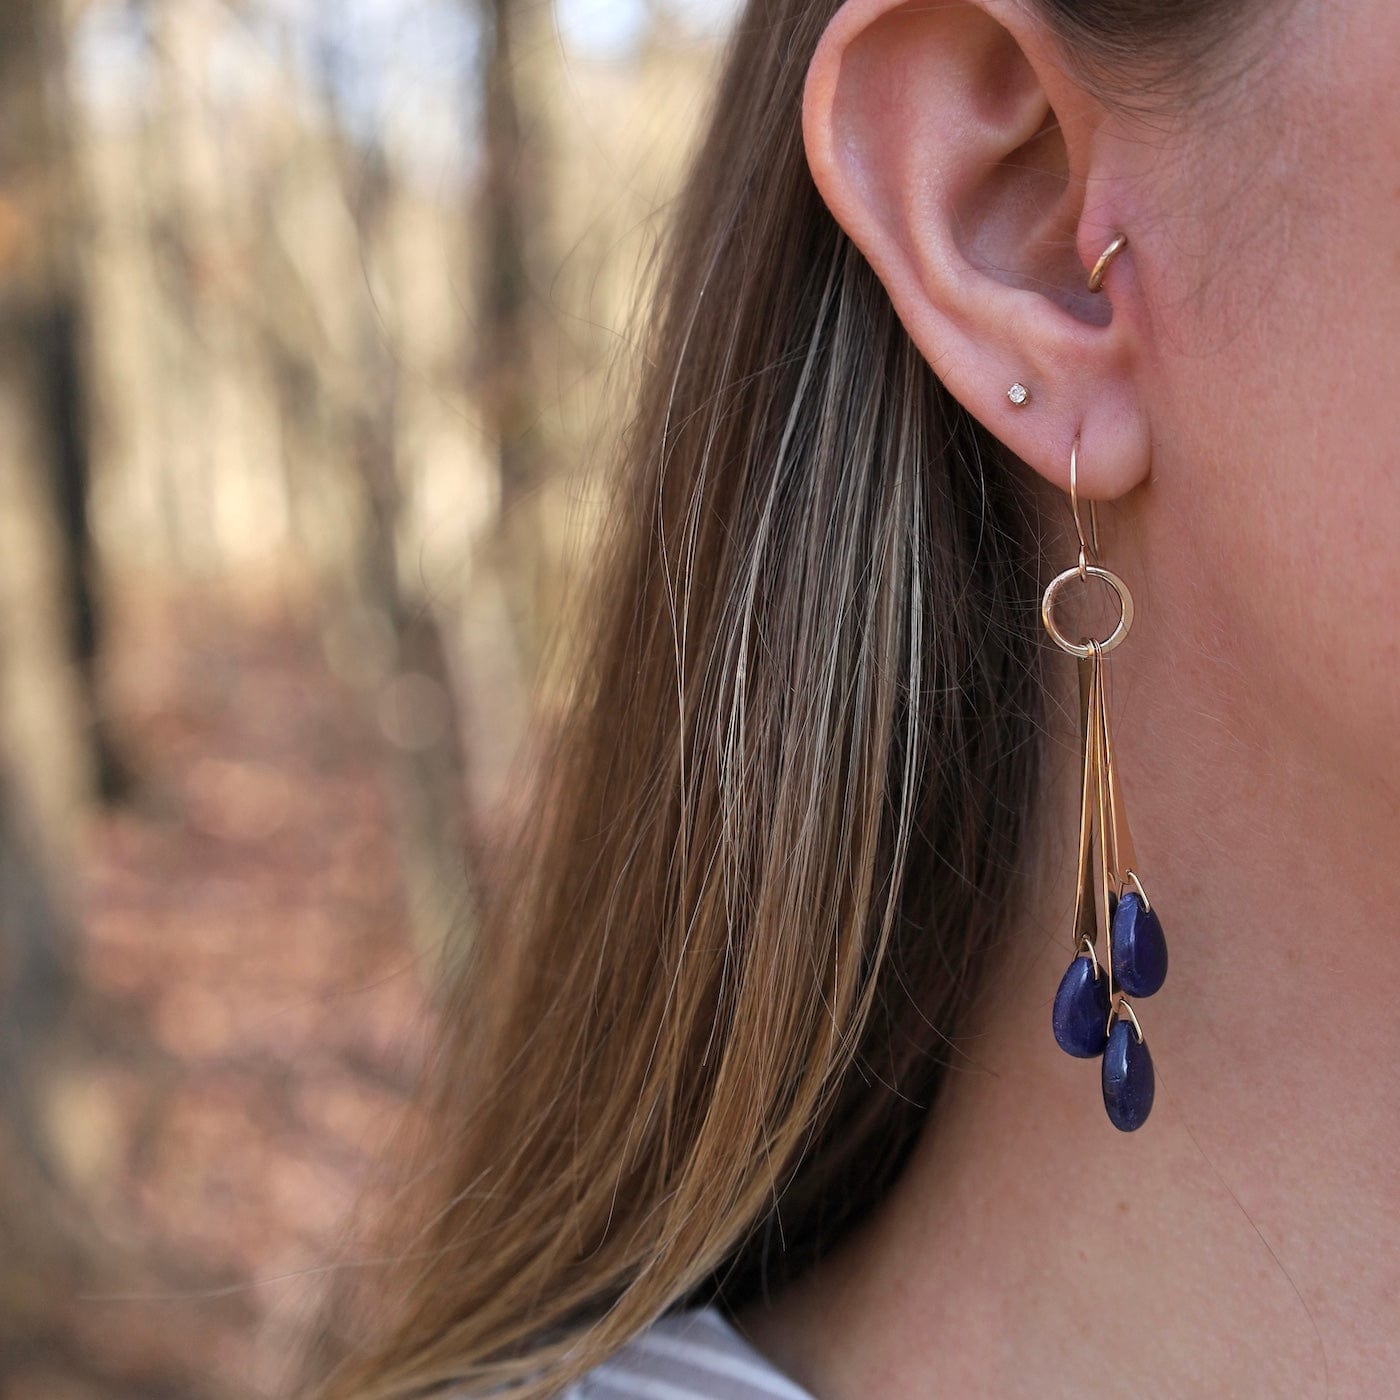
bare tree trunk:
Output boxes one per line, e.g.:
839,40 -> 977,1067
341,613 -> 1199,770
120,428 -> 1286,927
0,4 -> 125,816
332,141 -> 473,967
351,159 -> 473,964
0,4 -> 118,1387
474,0 -> 554,668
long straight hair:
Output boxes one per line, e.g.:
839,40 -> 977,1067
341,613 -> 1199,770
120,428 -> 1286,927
310,0 -> 1255,1395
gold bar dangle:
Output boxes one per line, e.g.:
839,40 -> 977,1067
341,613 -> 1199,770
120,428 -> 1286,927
1050,644 -> 1113,1061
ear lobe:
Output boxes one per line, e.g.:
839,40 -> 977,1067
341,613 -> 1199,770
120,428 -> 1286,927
803,0 -> 1151,501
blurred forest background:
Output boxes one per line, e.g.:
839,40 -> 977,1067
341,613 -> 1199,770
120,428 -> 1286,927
0,0 -> 735,1394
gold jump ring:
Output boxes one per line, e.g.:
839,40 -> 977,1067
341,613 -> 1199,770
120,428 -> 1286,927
1041,564 -> 1134,659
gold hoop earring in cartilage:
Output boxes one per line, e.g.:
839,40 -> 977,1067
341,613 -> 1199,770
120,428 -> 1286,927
1087,233 -> 1128,293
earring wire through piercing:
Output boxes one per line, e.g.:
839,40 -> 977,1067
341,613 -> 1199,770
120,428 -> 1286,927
1042,434 -> 1133,659
1070,433 -> 1099,577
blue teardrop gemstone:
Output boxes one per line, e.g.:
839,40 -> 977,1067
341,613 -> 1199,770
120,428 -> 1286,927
1111,891 -> 1168,998
1101,1017 -> 1155,1131
1052,955 -> 1110,1058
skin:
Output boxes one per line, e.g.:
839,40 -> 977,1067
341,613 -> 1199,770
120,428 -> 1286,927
732,0 -> 1400,1395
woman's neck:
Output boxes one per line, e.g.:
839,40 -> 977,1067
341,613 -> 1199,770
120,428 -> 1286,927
734,581 -> 1400,1398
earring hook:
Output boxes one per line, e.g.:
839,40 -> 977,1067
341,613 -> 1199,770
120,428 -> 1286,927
1070,433 -> 1100,575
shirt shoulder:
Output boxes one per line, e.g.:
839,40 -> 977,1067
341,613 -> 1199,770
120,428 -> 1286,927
563,1303 -> 816,1400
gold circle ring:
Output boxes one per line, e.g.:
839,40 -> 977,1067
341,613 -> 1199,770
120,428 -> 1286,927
1041,564 -> 1134,658
1087,233 -> 1128,294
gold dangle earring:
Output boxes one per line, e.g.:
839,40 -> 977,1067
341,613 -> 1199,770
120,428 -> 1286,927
1041,433 -> 1167,1131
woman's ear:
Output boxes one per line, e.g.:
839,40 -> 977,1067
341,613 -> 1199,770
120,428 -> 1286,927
803,0 -> 1151,500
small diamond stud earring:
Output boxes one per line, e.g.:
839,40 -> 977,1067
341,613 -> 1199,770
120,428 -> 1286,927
1007,383 -> 1030,407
